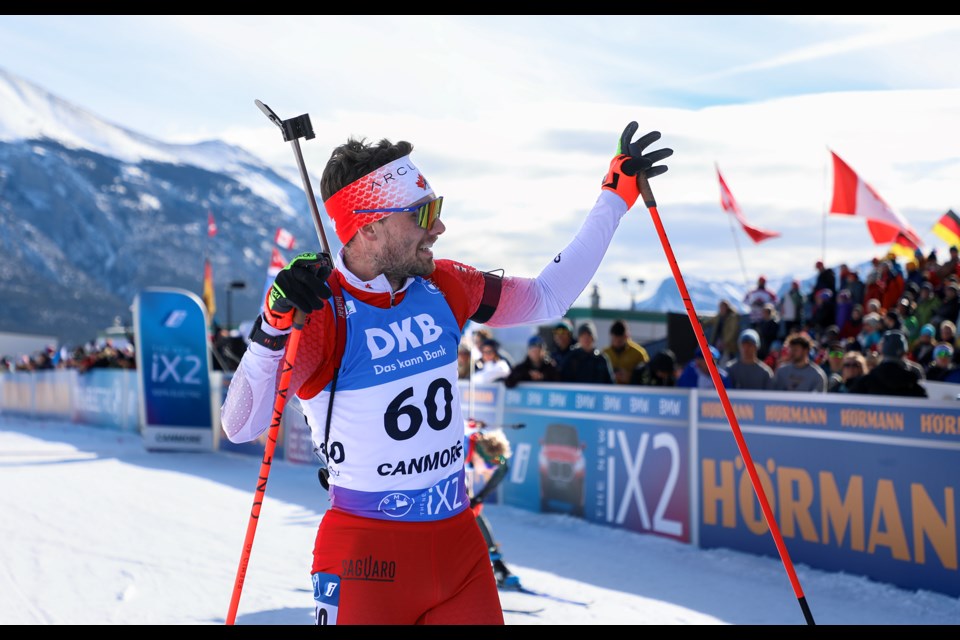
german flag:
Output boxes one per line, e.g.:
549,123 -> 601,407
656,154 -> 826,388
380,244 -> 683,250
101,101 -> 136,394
932,209 -> 960,247
888,231 -> 921,260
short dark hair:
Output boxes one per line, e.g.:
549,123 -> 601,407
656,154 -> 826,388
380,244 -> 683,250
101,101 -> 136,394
610,319 -> 627,337
786,333 -> 813,350
320,137 -> 414,202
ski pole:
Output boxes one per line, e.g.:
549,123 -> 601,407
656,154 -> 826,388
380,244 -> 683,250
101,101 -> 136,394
225,308 -> 305,625
637,172 -> 816,626
225,100 -> 334,625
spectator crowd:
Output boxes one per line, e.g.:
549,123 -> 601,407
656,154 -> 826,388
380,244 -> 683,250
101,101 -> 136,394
461,246 -> 960,397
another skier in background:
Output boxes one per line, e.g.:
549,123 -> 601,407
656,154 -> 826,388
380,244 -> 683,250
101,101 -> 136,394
464,421 -> 520,589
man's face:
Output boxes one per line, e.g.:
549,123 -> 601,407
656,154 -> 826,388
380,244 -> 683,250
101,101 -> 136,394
695,356 -> 711,374
578,332 -> 595,350
610,334 -> 626,349
372,199 -> 446,281
739,340 -> 758,360
528,345 -> 543,362
553,329 -> 572,349
789,343 -> 807,364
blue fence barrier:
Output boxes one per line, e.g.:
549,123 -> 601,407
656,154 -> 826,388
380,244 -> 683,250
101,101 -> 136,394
500,383 -> 692,543
698,390 -> 960,597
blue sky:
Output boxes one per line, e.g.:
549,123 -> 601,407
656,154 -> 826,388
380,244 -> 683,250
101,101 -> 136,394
2,15 -> 960,310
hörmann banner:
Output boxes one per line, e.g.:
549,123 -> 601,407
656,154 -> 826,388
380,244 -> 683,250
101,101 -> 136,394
698,390 -> 959,597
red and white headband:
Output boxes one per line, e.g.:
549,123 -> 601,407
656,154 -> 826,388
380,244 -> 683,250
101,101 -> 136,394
323,155 -> 434,245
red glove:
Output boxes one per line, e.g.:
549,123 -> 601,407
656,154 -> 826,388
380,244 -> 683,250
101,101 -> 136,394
602,122 -> 672,209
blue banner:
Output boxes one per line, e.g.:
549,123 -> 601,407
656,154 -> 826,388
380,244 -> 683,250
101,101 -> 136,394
500,383 -> 691,543
134,288 -> 213,451
698,391 -> 960,597
458,381 -> 503,429
74,369 -> 139,431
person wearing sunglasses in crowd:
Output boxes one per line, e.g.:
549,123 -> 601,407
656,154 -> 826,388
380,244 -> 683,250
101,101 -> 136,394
220,127 -> 671,625
924,342 -> 958,382
821,341 -> 846,390
832,351 -> 868,393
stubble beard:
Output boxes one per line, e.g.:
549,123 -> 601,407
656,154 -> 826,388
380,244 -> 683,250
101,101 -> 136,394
376,239 -> 435,287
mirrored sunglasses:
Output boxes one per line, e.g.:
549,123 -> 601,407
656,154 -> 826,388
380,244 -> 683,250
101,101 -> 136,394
933,346 -> 953,359
829,350 -> 844,359
354,196 -> 443,231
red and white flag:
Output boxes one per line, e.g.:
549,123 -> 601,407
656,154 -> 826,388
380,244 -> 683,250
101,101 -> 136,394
268,247 -> 286,274
274,227 -> 296,250
260,248 -> 288,313
717,167 -> 780,243
828,150 -> 921,247
207,211 -> 218,237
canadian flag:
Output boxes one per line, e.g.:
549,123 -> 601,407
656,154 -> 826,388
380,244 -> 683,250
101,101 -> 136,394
717,167 -> 780,243
828,150 -> 922,247
207,211 -> 218,237
274,227 -> 296,250
260,248 -> 288,313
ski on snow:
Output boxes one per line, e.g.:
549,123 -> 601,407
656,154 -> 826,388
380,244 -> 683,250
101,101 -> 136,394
499,583 -> 592,608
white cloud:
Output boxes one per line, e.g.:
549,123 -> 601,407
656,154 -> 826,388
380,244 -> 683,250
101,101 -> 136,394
3,15 -> 960,312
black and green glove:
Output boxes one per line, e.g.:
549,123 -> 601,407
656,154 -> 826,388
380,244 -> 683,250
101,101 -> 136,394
602,122 -> 673,209
263,252 -> 332,331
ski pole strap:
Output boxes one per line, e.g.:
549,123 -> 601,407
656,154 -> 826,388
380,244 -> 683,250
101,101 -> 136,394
319,272 -> 347,490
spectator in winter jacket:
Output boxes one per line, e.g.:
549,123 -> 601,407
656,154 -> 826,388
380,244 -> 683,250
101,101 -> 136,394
810,288 -> 836,336
931,283 -> 960,330
757,303 -> 780,361
839,303 -> 864,341
744,276 -> 777,330
631,349 -> 677,386
910,324 -> 938,369
915,282 -> 940,329
457,344 -> 473,380
503,335 -> 560,388
473,339 -> 511,384
833,289 -> 854,338
936,245 -> 959,283
831,351 -> 868,393
863,273 -> 883,310
897,296 -> 920,342
677,345 -> 730,389
602,319 -> 649,384
812,260 -> 836,296
858,313 -> 884,353
924,342 -> 957,382
849,330 -> 927,397
703,299 -> 740,364
550,318 -> 576,371
879,260 -> 906,312
840,270 -> 865,311
778,280 -> 804,338
559,322 -> 613,384
938,320 -> 960,366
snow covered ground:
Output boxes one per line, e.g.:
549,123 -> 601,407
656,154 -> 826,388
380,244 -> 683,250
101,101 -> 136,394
1,415 -> 956,626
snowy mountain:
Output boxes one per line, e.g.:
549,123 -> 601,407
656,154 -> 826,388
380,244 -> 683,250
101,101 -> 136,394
0,68 -> 338,346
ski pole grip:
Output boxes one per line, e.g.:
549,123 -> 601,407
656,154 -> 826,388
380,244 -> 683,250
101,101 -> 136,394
292,309 -> 307,330
281,113 -> 315,142
637,173 -> 657,209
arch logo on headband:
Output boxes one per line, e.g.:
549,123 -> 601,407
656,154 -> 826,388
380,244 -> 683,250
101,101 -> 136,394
323,155 -> 440,245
